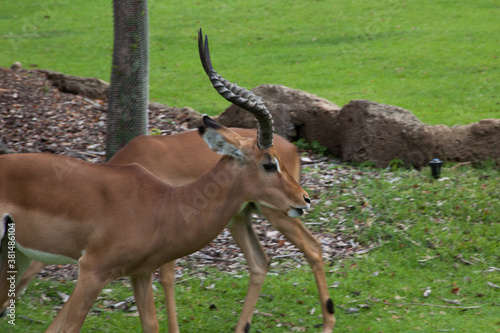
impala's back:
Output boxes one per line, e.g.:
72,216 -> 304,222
109,128 -> 300,186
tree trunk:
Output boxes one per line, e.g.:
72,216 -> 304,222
106,0 -> 149,160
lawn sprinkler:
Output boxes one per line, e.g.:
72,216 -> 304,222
429,158 -> 443,179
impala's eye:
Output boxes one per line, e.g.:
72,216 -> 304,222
263,162 -> 278,173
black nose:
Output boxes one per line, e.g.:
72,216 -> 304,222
304,195 -> 311,204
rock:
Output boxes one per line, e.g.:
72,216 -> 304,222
39,70 -> 110,99
336,100 -> 424,167
337,100 -> 500,168
10,62 -> 22,70
216,84 -> 341,152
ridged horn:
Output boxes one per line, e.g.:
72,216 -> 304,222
198,29 -> 274,149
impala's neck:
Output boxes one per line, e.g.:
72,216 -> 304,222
161,156 -> 248,259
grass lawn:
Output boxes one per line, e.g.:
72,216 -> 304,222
1,0 -> 499,125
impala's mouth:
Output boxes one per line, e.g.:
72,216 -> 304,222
258,201 -> 310,218
288,207 -> 304,218
288,196 -> 311,217
288,204 -> 310,218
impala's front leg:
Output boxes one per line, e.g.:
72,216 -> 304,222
131,273 -> 159,333
260,206 -> 336,332
228,208 -> 270,333
46,258 -> 111,333
159,261 -> 179,333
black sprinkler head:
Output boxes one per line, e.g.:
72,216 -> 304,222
429,158 -> 443,179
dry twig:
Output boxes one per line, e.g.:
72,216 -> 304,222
370,298 -> 481,309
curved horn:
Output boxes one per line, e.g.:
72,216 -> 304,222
198,29 -> 274,150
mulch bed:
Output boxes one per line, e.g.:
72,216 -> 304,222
1,66 -> 373,283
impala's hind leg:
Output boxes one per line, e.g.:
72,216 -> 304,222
228,206 -> 270,333
159,261 -> 179,333
46,255 -> 111,333
131,273 -> 159,333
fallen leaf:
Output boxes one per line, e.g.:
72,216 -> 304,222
345,307 -> 359,314
266,230 -> 280,239
40,293 -> 51,303
329,281 -> 340,288
439,297 -> 462,305
487,282 -> 500,289
57,291 -> 70,303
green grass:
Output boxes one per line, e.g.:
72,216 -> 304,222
1,163 -> 499,332
1,0 -> 499,125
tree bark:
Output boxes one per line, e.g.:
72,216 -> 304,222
106,0 -> 149,160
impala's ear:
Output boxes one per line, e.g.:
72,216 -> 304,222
198,116 -> 244,159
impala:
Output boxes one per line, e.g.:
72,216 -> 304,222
0,31 -> 311,332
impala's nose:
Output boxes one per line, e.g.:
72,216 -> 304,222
288,196 -> 311,218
